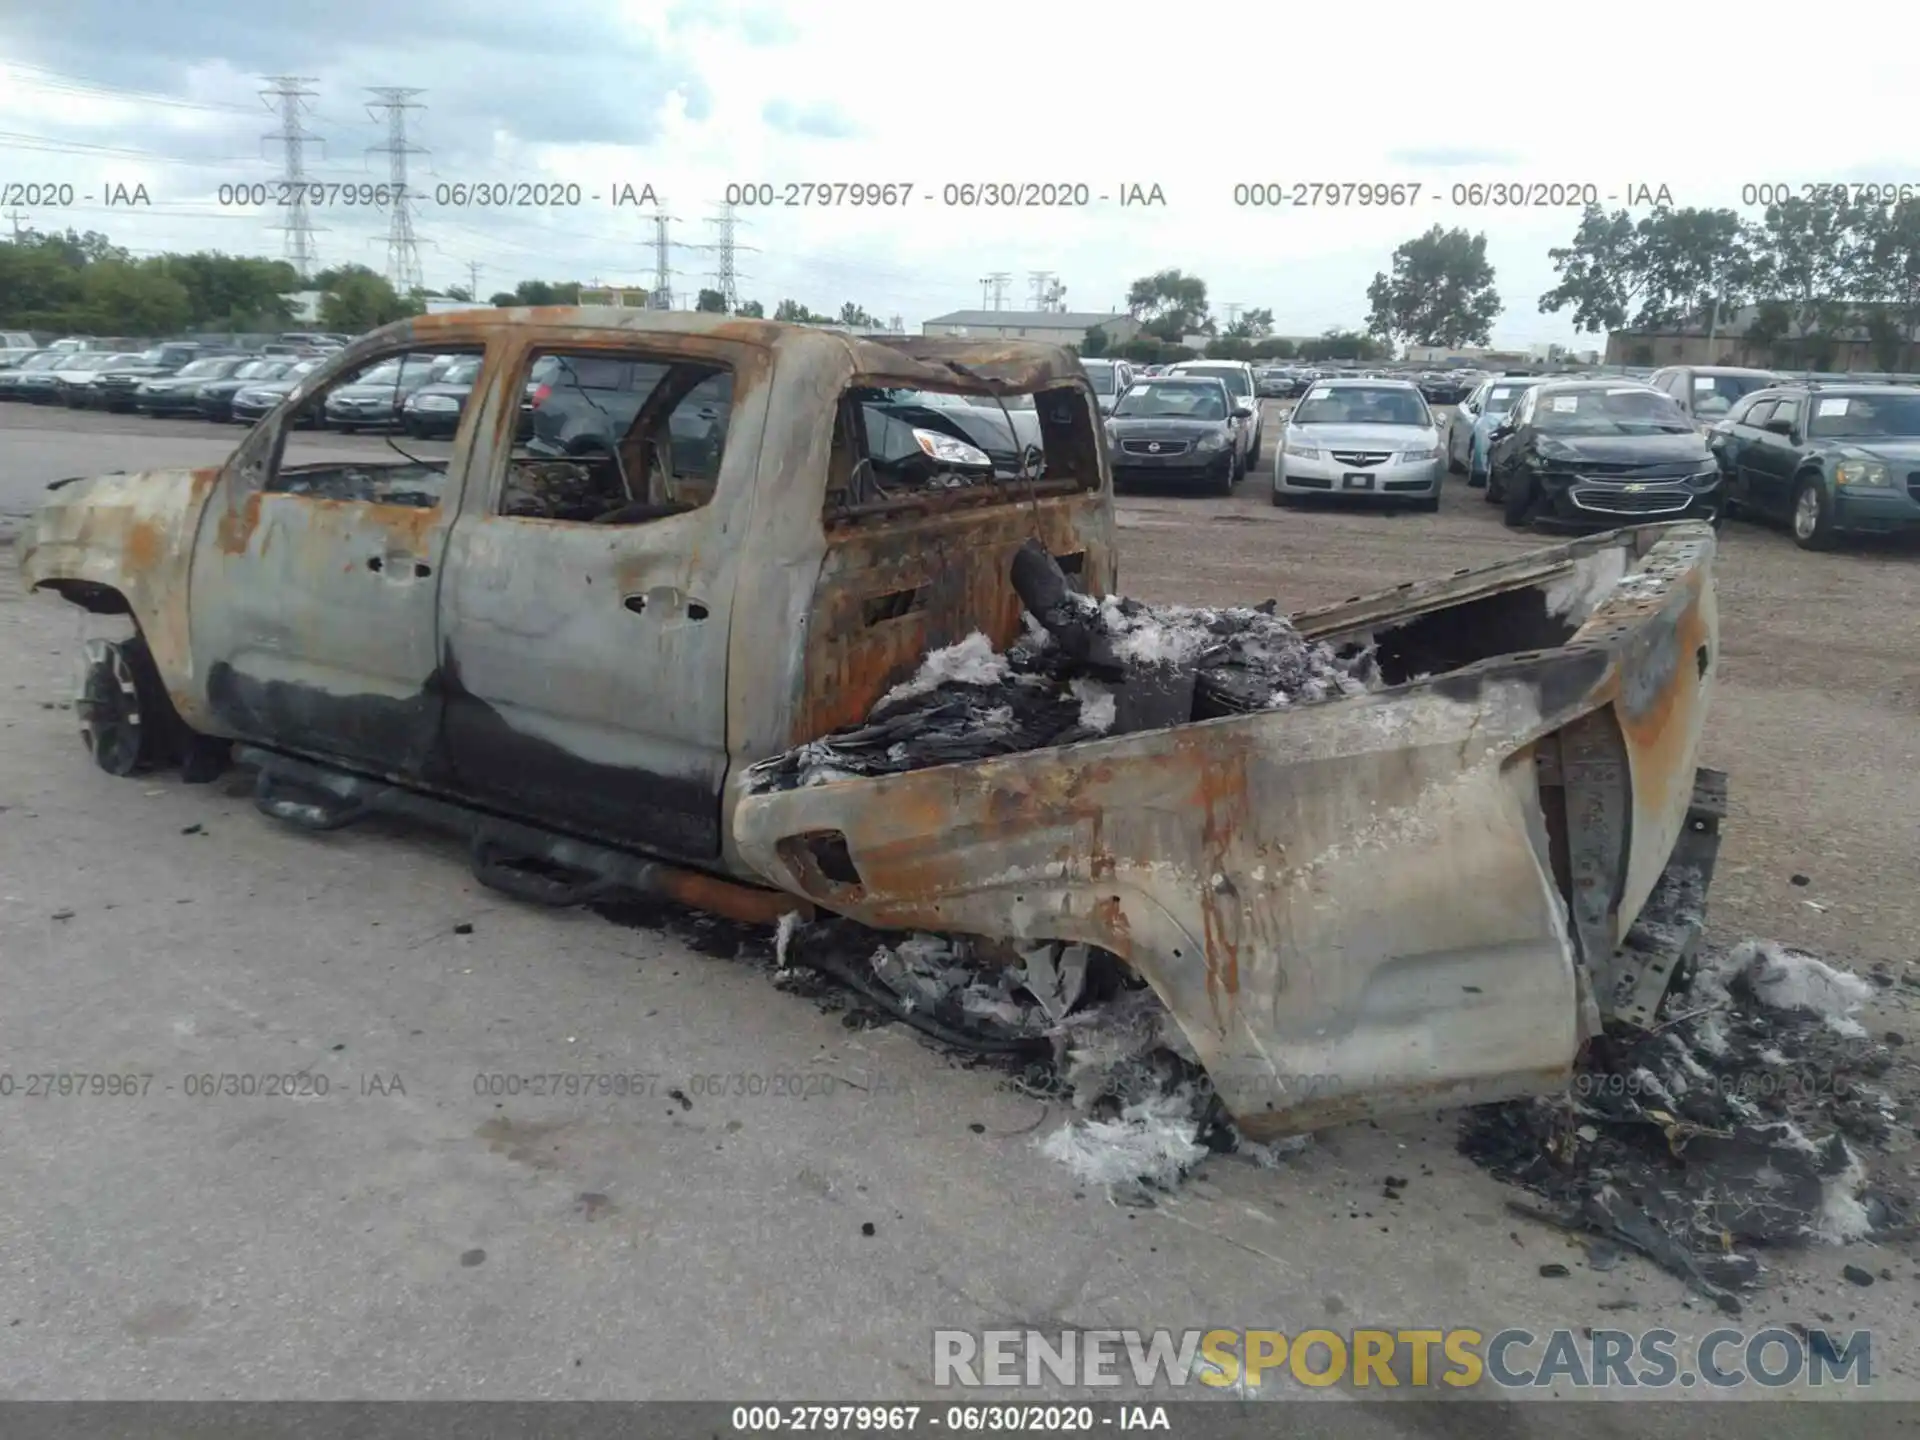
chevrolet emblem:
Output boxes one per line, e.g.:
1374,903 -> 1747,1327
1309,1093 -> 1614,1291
1147,442 -> 1161,452
1624,483 -> 1645,492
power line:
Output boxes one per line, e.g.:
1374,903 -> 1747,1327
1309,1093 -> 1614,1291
260,76 -> 325,281
644,209 -> 680,310
4,61 -> 263,115
701,202 -> 760,311
366,87 -> 428,293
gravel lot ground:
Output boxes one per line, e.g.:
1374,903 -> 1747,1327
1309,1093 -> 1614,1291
1,402 -> 1916,1418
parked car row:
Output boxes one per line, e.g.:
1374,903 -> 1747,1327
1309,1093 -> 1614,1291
1437,370 -> 1920,547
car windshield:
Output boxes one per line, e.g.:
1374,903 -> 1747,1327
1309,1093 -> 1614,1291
1081,364 -> 1117,394
1177,365 -> 1251,396
1691,373 -> 1776,418
1806,392 -> 1920,439
1483,385 -> 1525,413
357,361 -> 403,385
962,393 -> 1035,410
438,356 -> 482,384
24,354 -> 62,371
174,359 -> 227,379
1112,382 -> 1228,420
1292,385 -> 1428,426
233,361 -> 276,379
1534,386 -> 1691,433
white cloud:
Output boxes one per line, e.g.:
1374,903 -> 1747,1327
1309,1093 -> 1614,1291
2,0 -> 1913,340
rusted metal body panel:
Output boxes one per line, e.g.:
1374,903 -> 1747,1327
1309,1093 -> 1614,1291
19,309 -> 1113,885
733,523 -> 1719,1136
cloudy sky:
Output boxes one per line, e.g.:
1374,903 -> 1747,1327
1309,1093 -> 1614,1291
1,1 -> 1910,346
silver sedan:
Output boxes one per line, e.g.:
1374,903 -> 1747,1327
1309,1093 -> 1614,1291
1272,379 -> 1445,511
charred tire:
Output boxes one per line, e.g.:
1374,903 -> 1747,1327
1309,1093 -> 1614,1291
76,634 -> 173,776
1791,474 -> 1836,550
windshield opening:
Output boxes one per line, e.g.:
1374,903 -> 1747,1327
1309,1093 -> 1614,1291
1691,374 -> 1775,418
1112,382 -> 1228,421
1806,392 -> 1920,439
1484,386 -> 1523,413
1179,366 -> 1251,396
1535,387 -> 1691,434
174,359 -> 226,379
1082,364 -> 1116,394
1291,386 -> 1429,426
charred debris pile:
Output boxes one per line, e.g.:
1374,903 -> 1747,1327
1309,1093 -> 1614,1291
749,538 -> 1380,792
745,539 -> 1379,1196
1463,940 -> 1911,1314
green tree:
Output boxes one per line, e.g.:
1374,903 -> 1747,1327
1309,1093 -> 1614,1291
838,302 -> 875,328
1079,325 -> 1111,358
695,288 -> 728,313
773,298 -> 828,323
1541,205 -> 1758,340
735,299 -> 765,318
1855,197 -> 1920,369
1249,337 -> 1295,359
1126,268 -> 1210,341
1299,329 -> 1384,362
1747,196 -> 1869,367
317,265 -> 416,332
73,260 -> 191,335
1366,226 -> 1499,347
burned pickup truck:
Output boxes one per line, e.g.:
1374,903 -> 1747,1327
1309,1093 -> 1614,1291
20,310 -> 1723,1137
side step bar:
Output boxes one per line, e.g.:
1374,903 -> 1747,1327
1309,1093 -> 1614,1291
235,746 -> 808,927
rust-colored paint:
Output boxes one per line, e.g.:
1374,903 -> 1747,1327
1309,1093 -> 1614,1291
216,491 -> 263,555
1193,735 -> 1252,1006
654,866 -> 813,926
122,516 -> 164,576
1612,577 -> 1711,821
796,502 -> 1109,742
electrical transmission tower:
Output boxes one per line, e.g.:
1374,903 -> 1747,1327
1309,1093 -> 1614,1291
1224,302 -> 1245,328
702,202 -> 759,311
645,210 -> 680,309
980,272 -> 1011,310
1028,271 -> 1061,311
3,206 -> 28,241
366,87 -> 428,294
260,76 -> 326,280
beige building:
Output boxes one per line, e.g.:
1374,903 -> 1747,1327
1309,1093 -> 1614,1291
921,310 -> 1141,346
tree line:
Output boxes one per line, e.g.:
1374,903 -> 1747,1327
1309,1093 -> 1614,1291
0,227 -> 887,337
1082,268 -> 1385,362
1538,195 -> 1920,370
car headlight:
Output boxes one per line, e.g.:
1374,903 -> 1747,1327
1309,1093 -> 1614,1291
912,428 -> 991,467
1835,458 -> 1890,487
1284,440 -> 1321,459
1400,446 -> 1439,461
1195,431 -> 1228,451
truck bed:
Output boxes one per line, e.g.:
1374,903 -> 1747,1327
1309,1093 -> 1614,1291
732,522 -> 1720,1136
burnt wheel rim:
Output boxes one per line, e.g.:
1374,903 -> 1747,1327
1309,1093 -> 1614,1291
75,640 -> 145,775
1794,487 -> 1821,540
